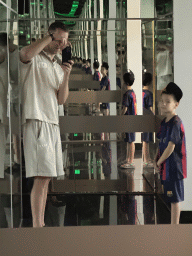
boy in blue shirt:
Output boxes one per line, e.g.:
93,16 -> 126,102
142,72 -> 154,168
93,61 -> 101,82
100,62 -> 110,116
120,70 -> 137,168
155,82 -> 187,224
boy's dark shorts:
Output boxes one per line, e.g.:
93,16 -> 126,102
141,132 -> 153,143
124,132 -> 135,143
161,179 -> 184,203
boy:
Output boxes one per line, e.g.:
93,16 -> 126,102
85,59 -> 92,74
92,60 -> 101,113
100,62 -> 110,116
142,72 -> 154,168
155,82 -> 187,224
120,70 -> 137,169
93,60 -> 101,81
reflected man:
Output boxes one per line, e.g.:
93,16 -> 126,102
20,22 -> 73,227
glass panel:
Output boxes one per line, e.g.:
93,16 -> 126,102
8,11 -> 21,228
0,3 -> 11,228
17,0 -> 174,227
40,194 -> 171,227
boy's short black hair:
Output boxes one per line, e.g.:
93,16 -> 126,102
48,21 -> 68,33
143,72 -> 152,86
86,58 -> 91,63
93,61 -> 99,69
123,70 -> 135,86
83,59 -> 86,63
161,82 -> 183,102
101,62 -> 109,70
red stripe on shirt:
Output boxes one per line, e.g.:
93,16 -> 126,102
181,123 -> 187,178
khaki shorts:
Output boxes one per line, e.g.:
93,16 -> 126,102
23,120 -> 64,178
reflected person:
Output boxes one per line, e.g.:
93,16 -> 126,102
142,72 -> 154,168
20,21 -> 73,228
100,62 -> 110,116
120,70 -> 137,169
0,33 -> 9,179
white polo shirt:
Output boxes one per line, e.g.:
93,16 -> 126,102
20,51 -> 64,125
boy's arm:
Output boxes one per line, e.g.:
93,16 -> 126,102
121,106 -> 127,115
156,141 -> 175,167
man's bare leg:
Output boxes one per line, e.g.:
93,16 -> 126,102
171,202 -> 180,224
41,178 -> 51,227
30,177 -> 51,227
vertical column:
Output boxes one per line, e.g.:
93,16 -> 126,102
84,1 -> 88,60
174,1 -> 192,211
107,0 -> 118,226
127,0 -> 143,225
90,0 -> 94,74
97,0 -> 103,71
127,0 -> 142,116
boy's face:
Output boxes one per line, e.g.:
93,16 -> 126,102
159,94 -> 179,115
101,67 -> 107,76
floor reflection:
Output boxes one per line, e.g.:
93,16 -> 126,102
15,134 -> 172,227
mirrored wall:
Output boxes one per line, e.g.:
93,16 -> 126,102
0,0 -> 173,227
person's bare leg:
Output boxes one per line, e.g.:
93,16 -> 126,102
41,178 -> 51,227
30,177 -> 51,227
171,202 -> 180,224
129,142 -> 135,164
126,143 -> 129,163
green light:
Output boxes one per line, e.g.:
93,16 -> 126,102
75,170 -> 80,174
54,1 -> 79,18
20,31 -> 24,34
91,168 -> 93,174
74,133 -> 78,137
75,161 -> 80,166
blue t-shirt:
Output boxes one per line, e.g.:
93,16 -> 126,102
85,67 -> 92,74
93,71 -> 101,81
122,90 -> 137,115
100,76 -> 110,109
143,89 -> 153,110
157,115 -> 187,181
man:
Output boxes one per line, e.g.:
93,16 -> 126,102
20,22 -> 73,227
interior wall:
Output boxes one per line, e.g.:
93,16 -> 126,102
174,0 -> 192,211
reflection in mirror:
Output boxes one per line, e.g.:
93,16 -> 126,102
8,11 -> 21,228
16,0 -> 174,227
0,4 -> 11,228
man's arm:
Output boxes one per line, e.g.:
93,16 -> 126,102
57,61 -> 73,105
157,141 -> 175,167
20,36 -> 52,63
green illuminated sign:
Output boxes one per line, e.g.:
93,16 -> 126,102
75,170 -> 80,174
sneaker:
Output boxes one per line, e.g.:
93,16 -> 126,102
120,163 -> 135,169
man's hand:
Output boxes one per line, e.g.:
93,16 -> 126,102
60,60 -> 74,77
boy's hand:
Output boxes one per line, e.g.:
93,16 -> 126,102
154,161 -> 160,173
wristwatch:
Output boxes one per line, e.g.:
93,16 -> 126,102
49,33 -> 54,41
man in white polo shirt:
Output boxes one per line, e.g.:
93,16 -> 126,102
20,22 -> 73,228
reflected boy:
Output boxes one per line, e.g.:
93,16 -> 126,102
120,70 -> 137,169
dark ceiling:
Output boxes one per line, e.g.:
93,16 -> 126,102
18,0 -> 172,17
